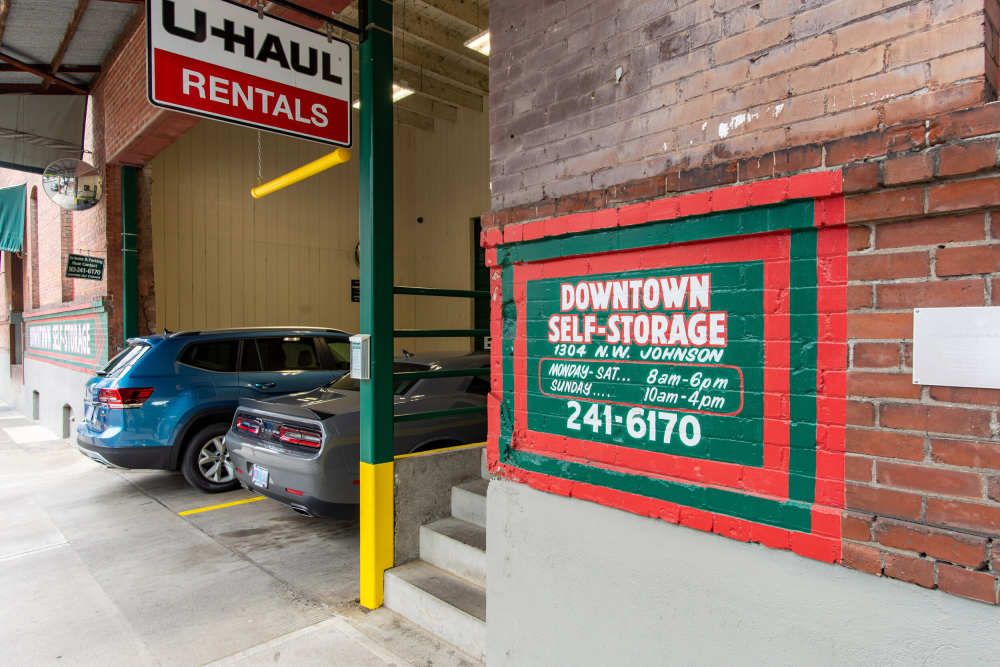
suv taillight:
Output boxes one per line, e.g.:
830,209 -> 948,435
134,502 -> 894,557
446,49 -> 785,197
236,416 -> 262,434
97,387 -> 154,409
278,426 -> 322,447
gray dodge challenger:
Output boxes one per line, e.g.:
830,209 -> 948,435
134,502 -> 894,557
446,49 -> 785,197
226,352 -> 489,517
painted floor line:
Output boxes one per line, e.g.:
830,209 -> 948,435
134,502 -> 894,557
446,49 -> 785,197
178,495 -> 265,516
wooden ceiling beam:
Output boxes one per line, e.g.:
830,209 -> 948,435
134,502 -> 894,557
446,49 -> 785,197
409,0 -> 488,31
0,83 -> 81,95
45,0 -> 91,88
0,52 -> 87,94
0,63 -> 99,74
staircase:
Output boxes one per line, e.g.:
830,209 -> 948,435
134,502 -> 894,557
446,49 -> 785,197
384,469 -> 488,661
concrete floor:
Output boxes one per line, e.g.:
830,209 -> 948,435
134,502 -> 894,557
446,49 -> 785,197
0,403 -> 480,666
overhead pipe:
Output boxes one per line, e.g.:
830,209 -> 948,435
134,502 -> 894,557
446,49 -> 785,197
249,148 -> 352,199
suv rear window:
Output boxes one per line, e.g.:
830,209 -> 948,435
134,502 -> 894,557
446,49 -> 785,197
179,340 -> 238,372
258,336 -> 321,371
100,342 -> 150,378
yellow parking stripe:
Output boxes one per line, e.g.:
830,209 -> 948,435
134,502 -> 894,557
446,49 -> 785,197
393,441 -> 485,460
178,496 -> 265,516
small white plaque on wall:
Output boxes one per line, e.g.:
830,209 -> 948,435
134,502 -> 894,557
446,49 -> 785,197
912,307 -> 1000,389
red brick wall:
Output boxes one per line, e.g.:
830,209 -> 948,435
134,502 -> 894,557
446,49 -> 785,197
490,0 -> 993,210
488,2 -> 1000,605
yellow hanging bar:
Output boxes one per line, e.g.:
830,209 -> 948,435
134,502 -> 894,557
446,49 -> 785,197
250,148 -> 352,199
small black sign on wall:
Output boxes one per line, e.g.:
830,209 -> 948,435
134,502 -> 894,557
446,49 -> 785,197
351,279 -> 360,303
65,253 -> 104,280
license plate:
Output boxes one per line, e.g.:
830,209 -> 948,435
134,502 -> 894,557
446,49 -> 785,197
251,464 -> 269,488
83,404 -> 94,422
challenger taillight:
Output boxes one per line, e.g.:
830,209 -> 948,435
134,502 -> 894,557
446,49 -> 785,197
278,426 -> 322,447
97,387 -> 154,409
235,416 -> 262,434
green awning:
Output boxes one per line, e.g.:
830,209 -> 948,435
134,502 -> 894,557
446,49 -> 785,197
0,184 -> 25,253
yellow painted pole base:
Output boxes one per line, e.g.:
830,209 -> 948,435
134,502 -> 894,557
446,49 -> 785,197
250,147 -> 352,199
359,460 -> 395,609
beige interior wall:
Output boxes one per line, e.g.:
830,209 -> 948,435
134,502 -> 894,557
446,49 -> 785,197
150,106 -> 489,355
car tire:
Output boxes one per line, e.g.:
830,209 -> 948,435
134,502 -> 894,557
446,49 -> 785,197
181,423 -> 239,493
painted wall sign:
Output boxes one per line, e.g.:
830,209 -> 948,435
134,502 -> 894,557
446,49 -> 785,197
24,302 -> 109,373
65,253 -> 105,281
485,173 -> 849,564
147,0 -> 351,146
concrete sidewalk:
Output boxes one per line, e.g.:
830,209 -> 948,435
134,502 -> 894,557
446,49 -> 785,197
0,403 -> 479,666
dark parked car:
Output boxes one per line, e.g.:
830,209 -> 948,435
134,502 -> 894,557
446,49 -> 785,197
77,327 -> 352,492
226,352 -> 489,517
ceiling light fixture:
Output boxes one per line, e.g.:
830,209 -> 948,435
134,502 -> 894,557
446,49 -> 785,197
352,83 -> 415,110
463,30 -> 490,56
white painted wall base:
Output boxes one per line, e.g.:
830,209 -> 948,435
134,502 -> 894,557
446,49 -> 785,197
0,358 -> 88,438
487,480 -> 999,666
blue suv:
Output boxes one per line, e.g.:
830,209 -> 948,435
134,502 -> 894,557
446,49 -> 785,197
77,328 -> 351,492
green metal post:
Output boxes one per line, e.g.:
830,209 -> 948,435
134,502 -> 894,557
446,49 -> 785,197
121,166 -> 139,342
358,0 -> 394,610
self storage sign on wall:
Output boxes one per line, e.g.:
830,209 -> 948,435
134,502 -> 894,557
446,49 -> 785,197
147,0 -> 351,146
486,174 -> 851,562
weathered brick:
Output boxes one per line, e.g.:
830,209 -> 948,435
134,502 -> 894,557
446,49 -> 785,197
929,102 -> 1000,144
874,519 -> 988,568
883,553 -> 935,588
852,342 -> 898,368
849,251 -> 930,281
848,225 -> 872,251
875,213 -> 986,249
880,403 -> 993,438
845,188 -> 924,223
847,284 -> 873,309
846,454 -> 874,482
848,371 -> 922,399
665,163 -> 737,192
876,278 -> 985,309
929,386 -> 1000,407
847,399 -> 877,426
932,438 -> 1000,469
935,244 -> 1000,276
846,483 -> 924,520
936,139 -> 998,177
842,511 -> 874,541
847,312 -> 913,339
843,163 -> 880,194
937,564 -> 998,604
928,176 -> 1000,213
846,428 -> 924,460
841,542 -> 883,574
927,498 -> 1000,533
883,153 -> 934,186
876,460 -> 983,498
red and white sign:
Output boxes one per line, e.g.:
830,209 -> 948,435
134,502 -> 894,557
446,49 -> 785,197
147,0 -> 351,146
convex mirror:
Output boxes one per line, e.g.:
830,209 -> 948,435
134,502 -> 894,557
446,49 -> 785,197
42,158 -> 103,211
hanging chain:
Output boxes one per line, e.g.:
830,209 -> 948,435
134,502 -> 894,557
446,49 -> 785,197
256,130 -> 263,184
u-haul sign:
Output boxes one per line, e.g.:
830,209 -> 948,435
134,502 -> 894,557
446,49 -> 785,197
147,0 -> 351,146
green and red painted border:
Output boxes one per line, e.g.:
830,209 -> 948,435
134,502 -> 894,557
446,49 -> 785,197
24,301 -> 109,373
483,172 -> 848,563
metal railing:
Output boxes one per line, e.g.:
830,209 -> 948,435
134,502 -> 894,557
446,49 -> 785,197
390,285 -> 489,423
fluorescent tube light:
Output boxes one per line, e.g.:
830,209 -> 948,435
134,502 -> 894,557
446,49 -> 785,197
464,30 -> 490,56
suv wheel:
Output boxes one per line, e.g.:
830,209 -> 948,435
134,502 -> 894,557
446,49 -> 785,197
182,423 -> 239,493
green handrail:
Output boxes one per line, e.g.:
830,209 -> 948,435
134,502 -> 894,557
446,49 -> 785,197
393,286 -> 488,298
393,368 -> 489,380
393,405 -> 487,423
393,329 -> 489,338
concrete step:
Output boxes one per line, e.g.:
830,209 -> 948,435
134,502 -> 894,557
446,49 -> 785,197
419,516 -> 486,587
480,447 -> 488,480
451,478 -> 488,529
383,560 -> 486,661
